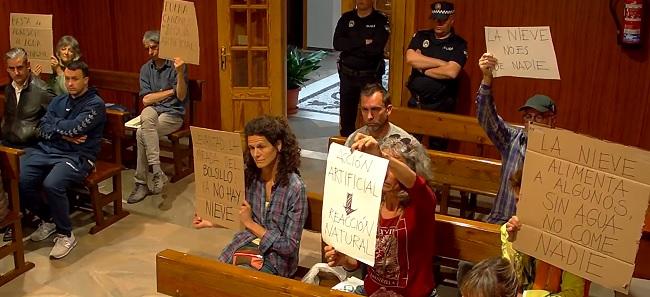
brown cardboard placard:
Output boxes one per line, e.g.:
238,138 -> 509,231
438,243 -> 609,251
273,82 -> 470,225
10,13 -> 53,74
191,126 -> 244,230
514,124 -> 650,293
484,26 -> 560,80
159,0 -> 200,65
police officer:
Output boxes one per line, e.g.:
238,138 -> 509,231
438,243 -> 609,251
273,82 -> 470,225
334,0 -> 389,137
405,1 -> 467,150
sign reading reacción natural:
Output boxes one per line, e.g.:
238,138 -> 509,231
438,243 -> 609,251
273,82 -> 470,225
322,143 -> 389,266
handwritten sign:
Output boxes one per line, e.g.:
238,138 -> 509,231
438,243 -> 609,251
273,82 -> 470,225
9,13 -> 53,74
484,26 -> 560,80
159,0 -> 200,65
515,124 -> 650,293
191,127 -> 244,230
322,143 -> 389,266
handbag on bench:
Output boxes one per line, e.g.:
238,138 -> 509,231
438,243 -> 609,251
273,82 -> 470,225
232,242 -> 264,270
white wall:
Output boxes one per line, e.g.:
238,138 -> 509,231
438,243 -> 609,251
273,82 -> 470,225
306,0 -> 341,49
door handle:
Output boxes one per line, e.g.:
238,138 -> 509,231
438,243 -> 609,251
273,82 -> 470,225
220,46 -> 230,71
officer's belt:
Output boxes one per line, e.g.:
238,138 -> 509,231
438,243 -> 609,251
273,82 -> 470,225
337,62 -> 378,77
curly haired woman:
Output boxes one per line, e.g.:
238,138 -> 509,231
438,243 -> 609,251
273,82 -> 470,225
193,115 -> 307,277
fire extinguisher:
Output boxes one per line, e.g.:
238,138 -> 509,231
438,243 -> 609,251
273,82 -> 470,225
610,0 -> 644,46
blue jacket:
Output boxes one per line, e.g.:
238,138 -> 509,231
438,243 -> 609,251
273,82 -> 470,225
38,88 -> 106,163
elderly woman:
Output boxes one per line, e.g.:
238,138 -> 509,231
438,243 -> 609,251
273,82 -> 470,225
193,115 -> 307,277
48,35 -> 82,95
325,133 -> 438,297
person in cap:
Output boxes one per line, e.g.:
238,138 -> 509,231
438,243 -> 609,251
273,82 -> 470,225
405,1 -> 468,150
477,52 -> 557,224
333,0 -> 390,137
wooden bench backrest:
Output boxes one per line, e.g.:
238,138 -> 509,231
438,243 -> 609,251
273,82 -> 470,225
389,107 -> 493,146
99,110 -> 128,164
88,69 -> 202,127
305,192 -> 501,263
429,150 -> 501,196
329,136 -> 502,197
156,249 -> 358,297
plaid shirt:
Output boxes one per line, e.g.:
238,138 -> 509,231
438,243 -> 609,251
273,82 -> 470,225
218,172 -> 307,277
476,84 -> 526,224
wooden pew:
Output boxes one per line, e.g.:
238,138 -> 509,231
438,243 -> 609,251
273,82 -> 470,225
429,150 -> 501,215
155,192 -> 501,297
87,69 -> 203,182
0,146 -> 35,286
308,191 -> 501,287
388,107 -> 494,153
329,136 -> 502,216
306,192 -> 501,264
80,109 -> 130,234
385,107 -> 506,216
156,249 -> 358,297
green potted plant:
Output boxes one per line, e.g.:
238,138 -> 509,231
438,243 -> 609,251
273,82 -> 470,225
287,46 -> 326,114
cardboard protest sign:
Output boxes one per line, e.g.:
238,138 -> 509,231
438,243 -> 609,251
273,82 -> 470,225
322,143 -> 389,266
515,124 -> 650,293
10,13 -> 53,74
484,26 -> 560,80
191,127 -> 244,230
159,0 -> 200,65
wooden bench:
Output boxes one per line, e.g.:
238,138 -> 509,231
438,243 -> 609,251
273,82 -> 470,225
156,249 -> 358,297
88,69 -> 204,183
305,192 -> 501,262
0,146 -> 35,286
155,193 -> 501,297
388,107 -> 495,154
80,109 -> 130,234
329,136 -> 502,217
306,191 -> 501,287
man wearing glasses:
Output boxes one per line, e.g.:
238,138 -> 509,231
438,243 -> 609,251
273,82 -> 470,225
476,52 -> 557,224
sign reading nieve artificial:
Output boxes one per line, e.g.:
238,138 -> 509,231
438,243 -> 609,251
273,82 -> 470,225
191,127 -> 244,230
515,124 -> 650,294
322,143 -> 389,266
485,26 -> 560,80
10,13 -> 53,74
159,0 -> 200,65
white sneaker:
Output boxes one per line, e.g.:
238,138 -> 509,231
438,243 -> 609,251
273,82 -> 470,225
49,233 -> 78,259
30,222 -> 56,242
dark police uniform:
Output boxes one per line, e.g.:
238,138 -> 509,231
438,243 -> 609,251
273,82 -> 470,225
406,30 -> 467,112
334,9 -> 389,137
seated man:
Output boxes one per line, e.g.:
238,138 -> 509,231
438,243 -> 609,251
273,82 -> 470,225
345,83 -> 433,185
2,48 -> 55,242
477,53 -> 558,224
19,60 -> 106,259
127,30 -> 187,204
3,48 -> 55,148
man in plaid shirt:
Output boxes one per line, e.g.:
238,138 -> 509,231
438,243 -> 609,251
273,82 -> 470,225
477,53 -> 557,224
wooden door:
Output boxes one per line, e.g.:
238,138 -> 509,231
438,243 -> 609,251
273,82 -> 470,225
218,0 -> 286,131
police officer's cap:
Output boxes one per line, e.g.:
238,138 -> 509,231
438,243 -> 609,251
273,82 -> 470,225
430,1 -> 455,21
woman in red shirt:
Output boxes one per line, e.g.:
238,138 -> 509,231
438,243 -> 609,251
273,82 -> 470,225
325,133 -> 438,297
